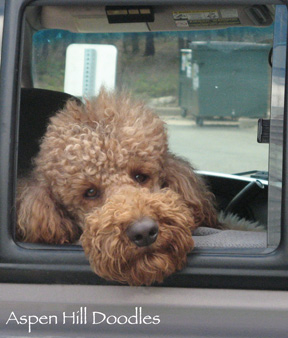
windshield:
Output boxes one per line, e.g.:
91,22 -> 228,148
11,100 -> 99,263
32,25 -> 273,175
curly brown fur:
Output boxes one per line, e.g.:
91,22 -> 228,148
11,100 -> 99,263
81,187 -> 195,286
17,89 -> 219,285
16,178 -> 81,244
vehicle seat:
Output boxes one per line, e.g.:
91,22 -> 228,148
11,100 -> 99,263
18,88 -> 80,175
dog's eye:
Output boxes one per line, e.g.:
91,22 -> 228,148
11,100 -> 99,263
134,173 -> 150,184
84,188 -> 100,199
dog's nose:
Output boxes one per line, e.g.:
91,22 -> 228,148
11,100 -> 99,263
126,217 -> 159,247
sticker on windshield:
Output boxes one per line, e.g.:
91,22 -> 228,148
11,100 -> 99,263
173,9 -> 240,27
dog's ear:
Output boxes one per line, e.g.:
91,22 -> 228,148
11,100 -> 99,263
16,179 -> 81,244
163,153 -> 219,228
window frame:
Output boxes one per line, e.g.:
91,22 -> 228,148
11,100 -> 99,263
0,0 -> 288,288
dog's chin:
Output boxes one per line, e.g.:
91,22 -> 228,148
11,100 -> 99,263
82,218 -> 195,285
124,247 -> 190,286
85,235 -> 194,286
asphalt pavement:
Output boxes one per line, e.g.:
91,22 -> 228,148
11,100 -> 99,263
161,114 -> 269,175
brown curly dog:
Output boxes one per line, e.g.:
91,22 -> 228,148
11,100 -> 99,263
17,90 -> 219,286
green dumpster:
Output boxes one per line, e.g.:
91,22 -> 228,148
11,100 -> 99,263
179,42 -> 271,125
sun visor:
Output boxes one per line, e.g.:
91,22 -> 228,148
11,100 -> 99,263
150,5 -> 274,31
40,6 -> 149,33
40,5 -> 274,33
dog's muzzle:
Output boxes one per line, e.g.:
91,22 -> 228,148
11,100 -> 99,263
126,217 -> 159,247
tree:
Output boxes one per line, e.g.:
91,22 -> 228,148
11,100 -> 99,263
143,33 -> 155,56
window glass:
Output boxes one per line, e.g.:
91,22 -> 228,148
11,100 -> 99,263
32,25 -> 273,174
21,5 -> 287,252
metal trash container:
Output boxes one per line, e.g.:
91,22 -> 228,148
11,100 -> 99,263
179,42 -> 271,125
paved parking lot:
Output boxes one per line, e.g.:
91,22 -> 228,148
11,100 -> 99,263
163,116 -> 269,174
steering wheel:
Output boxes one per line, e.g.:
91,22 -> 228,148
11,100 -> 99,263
224,180 -> 265,217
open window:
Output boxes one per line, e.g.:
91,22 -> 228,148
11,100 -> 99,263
0,0 -> 288,288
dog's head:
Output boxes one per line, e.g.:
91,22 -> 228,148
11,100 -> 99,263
33,90 -> 169,219
17,90 -> 218,285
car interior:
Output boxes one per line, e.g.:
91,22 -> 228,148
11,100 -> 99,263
0,0 -> 284,288
2,2 -> 288,337
18,3 -> 278,253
